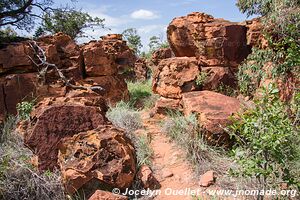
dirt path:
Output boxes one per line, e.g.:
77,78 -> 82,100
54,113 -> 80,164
140,112 -> 206,200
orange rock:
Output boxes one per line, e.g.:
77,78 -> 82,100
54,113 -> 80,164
84,75 -> 129,105
89,190 -> 128,200
58,125 -> 136,194
199,171 -> 216,187
137,165 -> 160,189
151,47 -> 173,66
201,67 -> 236,90
182,91 -> 241,146
243,18 -> 268,49
0,42 -> 35,75
24,96 -> 107,171
134,58 -> 149,81
152,97 -> 182,115
167,12 -> 249,68
152,57 -> 200,99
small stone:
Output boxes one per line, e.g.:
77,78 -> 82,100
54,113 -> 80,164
199,171 -> 216,187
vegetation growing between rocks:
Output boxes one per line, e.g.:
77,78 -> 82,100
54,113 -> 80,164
106,101 -> 153,167
162,112 -> 233,176
0,116 -> 66,200
127,80 -> 158,109
229,86 -> 300,191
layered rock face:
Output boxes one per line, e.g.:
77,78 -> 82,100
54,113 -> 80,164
0,33 -> 134,120
151,47 -> 173,66
167,12 -> 249,67
82,34 -> 135,104
242,18 -> 268,49
58,126 -> 136,194
152,57 -> 200,99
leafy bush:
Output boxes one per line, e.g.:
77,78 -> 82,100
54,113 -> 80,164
229,86 -> 300,192
0,116 -> 66,200
16,101 -> 34,120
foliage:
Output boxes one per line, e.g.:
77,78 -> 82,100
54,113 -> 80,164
0,116 -> 66,200
41,8 -> 105,39
214,83 -> 237,97
236,0 -> 299,17
195,71 -> 208,86
16,101 -> 34,120
162,112 -> 232,175
127,80 -> 155,108
148,35 -> 169,52
122,28 -> 143,55
0,0 -> 53,31
229,85 -> 300,191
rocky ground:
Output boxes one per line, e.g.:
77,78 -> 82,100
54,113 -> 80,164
0,11 -> 298,200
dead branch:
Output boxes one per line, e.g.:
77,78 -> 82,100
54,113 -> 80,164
27,40 -> 104,93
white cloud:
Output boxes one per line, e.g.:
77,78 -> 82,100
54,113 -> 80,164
130,9 -> 160,20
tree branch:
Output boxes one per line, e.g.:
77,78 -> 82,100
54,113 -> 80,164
28,41 -> 105,93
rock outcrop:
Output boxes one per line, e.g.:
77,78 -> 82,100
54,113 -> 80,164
152,57 -> 200,99
134,58 -> 149,81
58,126 -> 136,194
243,18 -> 268,49
24,95 -> 107,171
182,91 -> 241,146
0,33 -> 134,120
167,12 -> 249,67
151,47 -> 173,66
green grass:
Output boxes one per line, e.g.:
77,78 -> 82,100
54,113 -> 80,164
127,80 -> 158,109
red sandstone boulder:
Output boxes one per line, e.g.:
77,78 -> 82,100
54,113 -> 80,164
151,47 -> 173,66
167,12 -> 249,67
0,73 -> 37,116
199,171 -> 216,187
137,165 -> 160,190
89,190 -> 128,200
201,67 -> 236,90
37,32 -> 84,82
182,91 -> 241,146
134,58 -> 149,81
151,97 -> 182,115
242,18 -> 268,49
58,125 -> 136,194
84,75 -> 129,105
152,57 -> 200,98
82,34 -> 136,76
0,42 -> 35,75
24,96 -> 107,171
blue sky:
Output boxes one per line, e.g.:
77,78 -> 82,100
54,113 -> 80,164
51,0 -> 252,51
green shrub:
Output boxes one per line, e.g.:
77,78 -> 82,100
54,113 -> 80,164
135,135 -> 153,167
229,85 -> 300,192
127,80 -> 153,108
16,101 -> 35,120
195,71 -> 208,87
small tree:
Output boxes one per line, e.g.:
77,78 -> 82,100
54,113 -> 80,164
148,35 -> 169,52
122,28 -> 142,55
0,0 -> 53,31
41,8 -> 105,39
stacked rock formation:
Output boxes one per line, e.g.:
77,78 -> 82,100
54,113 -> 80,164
0,33 -> 136,121
152,12 -> 253,145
